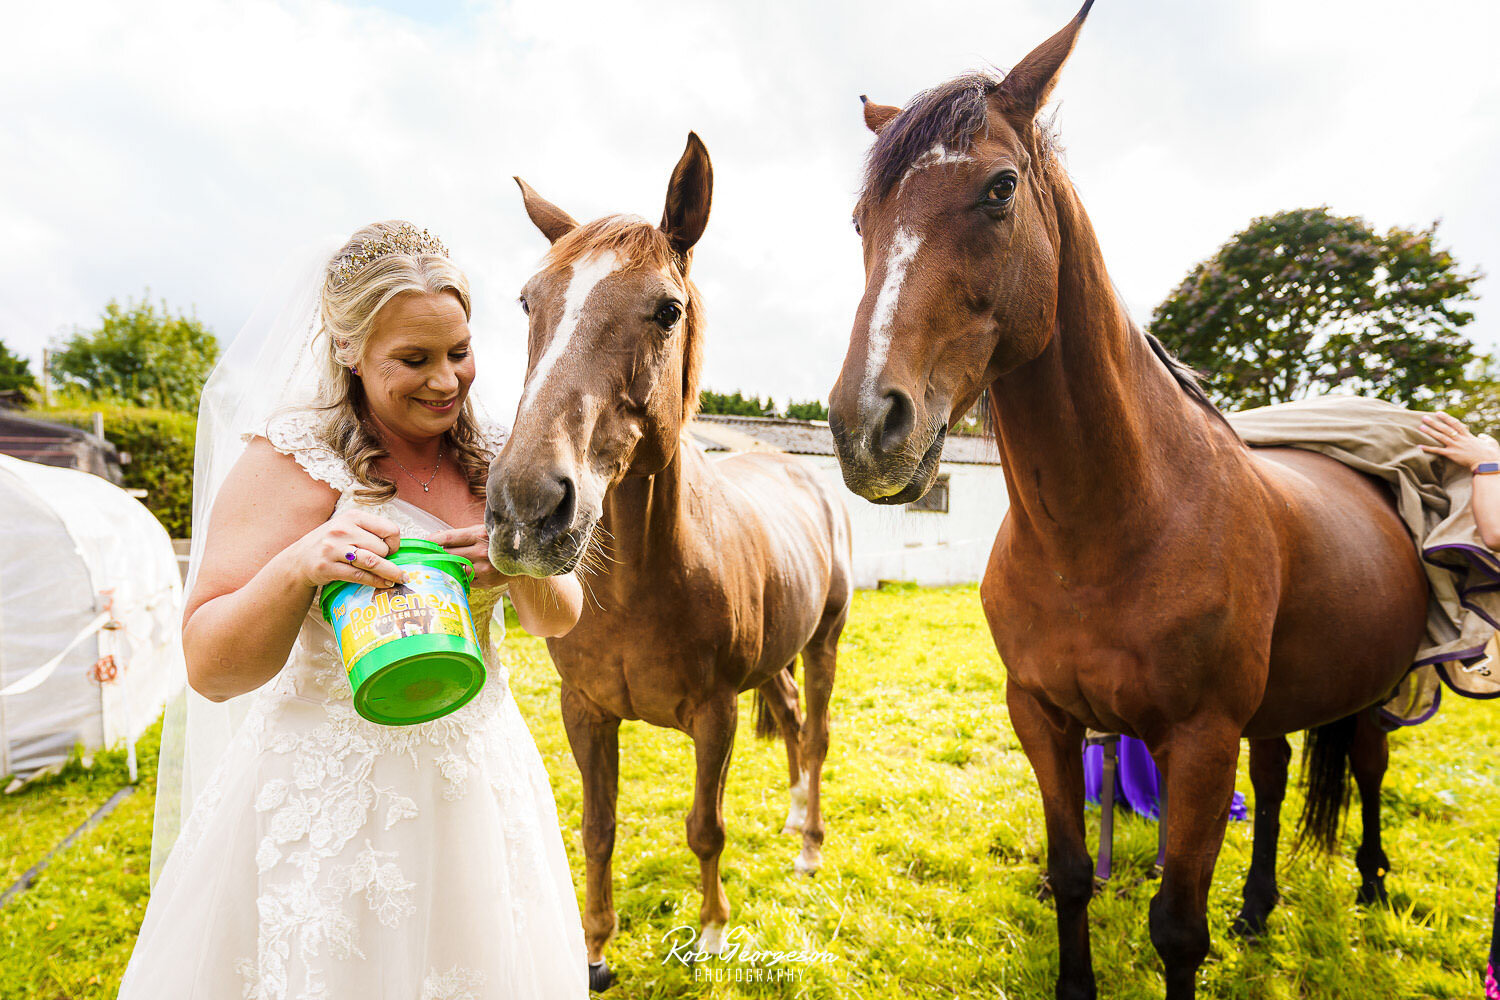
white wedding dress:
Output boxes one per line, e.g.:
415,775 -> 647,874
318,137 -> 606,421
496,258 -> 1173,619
119,410 -> 588,1000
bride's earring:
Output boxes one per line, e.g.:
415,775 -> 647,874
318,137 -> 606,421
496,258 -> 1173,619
350,365 -> 360,376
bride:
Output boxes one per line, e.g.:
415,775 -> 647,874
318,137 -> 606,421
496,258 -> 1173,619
118,221 -> 589,998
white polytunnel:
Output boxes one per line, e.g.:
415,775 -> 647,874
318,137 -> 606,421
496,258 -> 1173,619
0,453 -> 185,783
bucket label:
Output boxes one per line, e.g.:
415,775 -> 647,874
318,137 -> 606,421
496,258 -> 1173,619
326,566 -> 477,670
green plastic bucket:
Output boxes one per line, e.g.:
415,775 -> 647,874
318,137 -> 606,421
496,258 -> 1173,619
319,538 -> 485,726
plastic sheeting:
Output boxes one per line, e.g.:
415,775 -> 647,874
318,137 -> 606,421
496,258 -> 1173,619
0,453 -> 185,779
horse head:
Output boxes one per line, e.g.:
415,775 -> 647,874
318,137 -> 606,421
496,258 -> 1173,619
828,2 -> 1094,503
486,133 -> 711,576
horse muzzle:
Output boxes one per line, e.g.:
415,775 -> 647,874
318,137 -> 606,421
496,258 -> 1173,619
485,469 -> 597,577
828,389 -> 947,505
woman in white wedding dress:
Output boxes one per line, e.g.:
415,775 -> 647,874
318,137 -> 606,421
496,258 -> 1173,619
118,222 -> 589,999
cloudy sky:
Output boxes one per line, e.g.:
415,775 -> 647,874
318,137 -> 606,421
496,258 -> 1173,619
3,0 -> 1496,420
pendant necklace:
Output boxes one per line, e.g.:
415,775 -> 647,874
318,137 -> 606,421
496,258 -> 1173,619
388,444 -> 443,492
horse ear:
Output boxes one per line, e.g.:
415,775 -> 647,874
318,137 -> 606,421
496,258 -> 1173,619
514,177 -> 579,245
860,95 -> 901,134
660,132 -> 713,261
994,0 -> 1094,121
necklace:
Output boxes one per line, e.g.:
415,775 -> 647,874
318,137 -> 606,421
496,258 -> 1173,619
365,419 -> 444,492
388,443 -> 442,492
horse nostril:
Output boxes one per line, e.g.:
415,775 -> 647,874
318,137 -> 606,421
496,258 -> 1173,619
875,390 -> 916,456
536,475 -> 577,545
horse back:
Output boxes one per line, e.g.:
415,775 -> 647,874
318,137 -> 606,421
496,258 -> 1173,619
689,446 -> 853,618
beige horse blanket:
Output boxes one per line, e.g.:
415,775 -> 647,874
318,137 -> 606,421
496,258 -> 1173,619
1227,395 -> 1500,725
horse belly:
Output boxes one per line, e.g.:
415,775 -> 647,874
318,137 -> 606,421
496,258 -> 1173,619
1245,449 -> 1428,736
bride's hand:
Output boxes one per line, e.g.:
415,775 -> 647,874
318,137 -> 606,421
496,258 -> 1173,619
289,511 -> 407,590
1419,412 -> 1500,470
428,524 -> 583,636
429,523 -> 506,590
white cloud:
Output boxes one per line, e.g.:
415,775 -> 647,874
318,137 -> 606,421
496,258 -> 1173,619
2,0 -> 1495,419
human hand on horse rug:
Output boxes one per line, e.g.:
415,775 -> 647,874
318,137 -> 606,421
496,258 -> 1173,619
429,523 -> 584,638
1421,412 -> 1500,550
1419,412 -> 1500,471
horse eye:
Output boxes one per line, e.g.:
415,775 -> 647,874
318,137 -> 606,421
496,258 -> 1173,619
985,175 -> 1018,205
852,215 -> 862,236
654,302 -> 683,329
518,296 -> 530,316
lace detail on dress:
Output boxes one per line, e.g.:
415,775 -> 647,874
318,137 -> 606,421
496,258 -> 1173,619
242,408 -> 359,496
149,409 -> 569,1000
421,966 -> 488,1000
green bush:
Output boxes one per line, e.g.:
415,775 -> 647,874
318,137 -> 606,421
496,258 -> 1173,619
40,405 -> 196,538
49,294 -> 218,412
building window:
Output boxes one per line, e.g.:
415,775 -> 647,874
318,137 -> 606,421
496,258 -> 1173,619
906,474 -> 949,513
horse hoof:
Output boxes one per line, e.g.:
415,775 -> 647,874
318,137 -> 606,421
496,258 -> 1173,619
781,823 -> 801,836
793,845 -> 821,876
1230,912 -> 1266,941
698,922 -> 728,955
1355,881 -> 1390,908
588,959 -> 613,992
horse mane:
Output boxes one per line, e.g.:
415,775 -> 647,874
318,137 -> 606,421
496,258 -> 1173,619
861,69 -> 1066,204
1142,328 -> 1237,432
543,214 -> 705,422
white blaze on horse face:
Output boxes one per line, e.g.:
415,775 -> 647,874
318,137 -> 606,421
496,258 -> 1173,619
861,224 -> 923,406
518,250 -> 620,418
860,145 -> 972,409
897,142 -> 974,194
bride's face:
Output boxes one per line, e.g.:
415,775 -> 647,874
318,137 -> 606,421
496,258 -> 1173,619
358,290 -> 475,440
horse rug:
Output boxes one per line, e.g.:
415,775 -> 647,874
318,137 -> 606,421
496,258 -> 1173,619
1227,395 -> 1500,725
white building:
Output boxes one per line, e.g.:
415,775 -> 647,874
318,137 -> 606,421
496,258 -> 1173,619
689,415 -> 1010,590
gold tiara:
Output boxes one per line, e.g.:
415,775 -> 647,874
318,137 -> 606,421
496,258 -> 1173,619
329,223 -> 449,288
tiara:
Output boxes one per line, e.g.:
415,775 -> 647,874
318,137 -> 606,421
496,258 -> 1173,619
329,223 -> 449,288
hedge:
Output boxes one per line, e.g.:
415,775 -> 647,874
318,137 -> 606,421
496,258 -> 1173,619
41,406 -> 196,538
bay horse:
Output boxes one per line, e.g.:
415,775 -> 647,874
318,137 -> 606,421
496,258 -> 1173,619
486,134 -> 853,990
827,5 -> 1428,997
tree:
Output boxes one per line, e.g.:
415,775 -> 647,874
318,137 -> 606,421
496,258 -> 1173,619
50,294 -> 219,412
1448,355 -> 1500,439
1150,207 -> 1481,410
0,339 -> 37,392
698,389 -> 774,417
784,399 -> 829,421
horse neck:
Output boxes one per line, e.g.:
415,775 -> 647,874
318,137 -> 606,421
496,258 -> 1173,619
597,438 -> 692,593
989,169 -> 1224,556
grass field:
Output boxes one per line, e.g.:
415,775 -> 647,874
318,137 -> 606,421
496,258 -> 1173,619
2,584 -> 1497,998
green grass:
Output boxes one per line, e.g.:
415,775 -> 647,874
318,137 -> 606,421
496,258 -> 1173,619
1,584 -> 1496,998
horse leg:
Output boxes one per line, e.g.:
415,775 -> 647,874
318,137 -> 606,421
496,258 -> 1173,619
1350,710 -> 1391,907
560,686 -> 621,992
755,667 -> 807,835
686,695 -> 737,954
1149,724 -> 1241,1000
1232,735 -> 1290,939
796,607 -> 843,876
1007,684 -> 1096,1000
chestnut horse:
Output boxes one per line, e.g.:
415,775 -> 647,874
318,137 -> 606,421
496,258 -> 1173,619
827,5 -> 1428,998
487,134 -> 853,990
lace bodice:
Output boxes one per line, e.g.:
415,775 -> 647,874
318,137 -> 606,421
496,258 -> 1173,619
252,406 -> 511,709
128,407 -> 589,1000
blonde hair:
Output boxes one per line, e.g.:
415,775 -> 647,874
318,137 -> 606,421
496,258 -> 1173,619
312,220 -> 492,504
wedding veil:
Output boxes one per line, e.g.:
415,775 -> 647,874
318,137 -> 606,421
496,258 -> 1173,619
150,237 -> 344,883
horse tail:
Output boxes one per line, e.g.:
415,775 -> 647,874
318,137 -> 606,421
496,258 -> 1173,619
1294,714 -> 1359,855
752,663 -> 796,740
